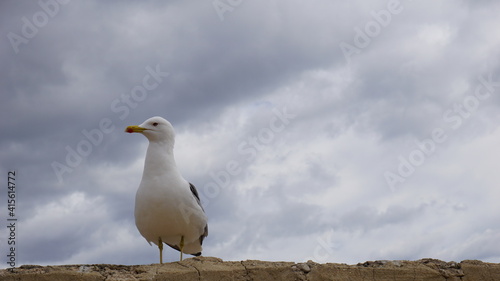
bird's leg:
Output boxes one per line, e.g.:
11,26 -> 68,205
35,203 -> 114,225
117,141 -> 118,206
158,237 -> 163,264
179,236 -> 185,261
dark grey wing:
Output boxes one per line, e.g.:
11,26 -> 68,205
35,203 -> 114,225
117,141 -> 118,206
165,183 -> 208,256
189,182 -> 208,247
199,224 -> 208,247
189,182 -> 202,207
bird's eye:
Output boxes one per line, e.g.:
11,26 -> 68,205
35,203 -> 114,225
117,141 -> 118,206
152,122 -> 159,127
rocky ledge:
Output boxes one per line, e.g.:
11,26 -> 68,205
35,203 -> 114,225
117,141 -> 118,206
1,257 -> 499,281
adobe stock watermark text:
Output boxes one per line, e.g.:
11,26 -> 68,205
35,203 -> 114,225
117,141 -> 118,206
6,171 -> 17,269
51,64 -> 169,183
7,0 -> 70,54
385,74 -> 500,191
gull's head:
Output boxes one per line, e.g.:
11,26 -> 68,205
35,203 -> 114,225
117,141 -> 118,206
125,116 -> 175,144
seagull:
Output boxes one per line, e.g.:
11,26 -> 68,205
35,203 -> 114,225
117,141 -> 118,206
125,116 -> 208,263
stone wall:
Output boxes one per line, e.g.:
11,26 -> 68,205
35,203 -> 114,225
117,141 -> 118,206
1,257 -> 499,280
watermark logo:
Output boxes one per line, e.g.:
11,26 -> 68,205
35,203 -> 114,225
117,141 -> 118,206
183,106 -> 297,213
339,0 -> 406,64
384,73 -> 500,191
177,106 -> 297,224
304,229 -> 338,263
213,0 -> 244,21
7,0 -> 71,54
51,64 -> 169,183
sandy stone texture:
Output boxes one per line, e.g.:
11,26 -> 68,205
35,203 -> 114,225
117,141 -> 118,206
1,256 -> 499,281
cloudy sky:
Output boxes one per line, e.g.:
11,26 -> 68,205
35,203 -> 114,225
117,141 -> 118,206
1,0 -> 500,267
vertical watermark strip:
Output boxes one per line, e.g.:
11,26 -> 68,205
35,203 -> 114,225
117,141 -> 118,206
6,171 -> 17,269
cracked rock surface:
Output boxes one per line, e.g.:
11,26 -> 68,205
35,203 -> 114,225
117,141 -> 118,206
1,256 -> 499,281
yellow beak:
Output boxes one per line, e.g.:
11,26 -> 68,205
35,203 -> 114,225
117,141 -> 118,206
125,125 -> 147,133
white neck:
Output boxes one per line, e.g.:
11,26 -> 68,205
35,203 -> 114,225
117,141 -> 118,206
142,141 -> 180,179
